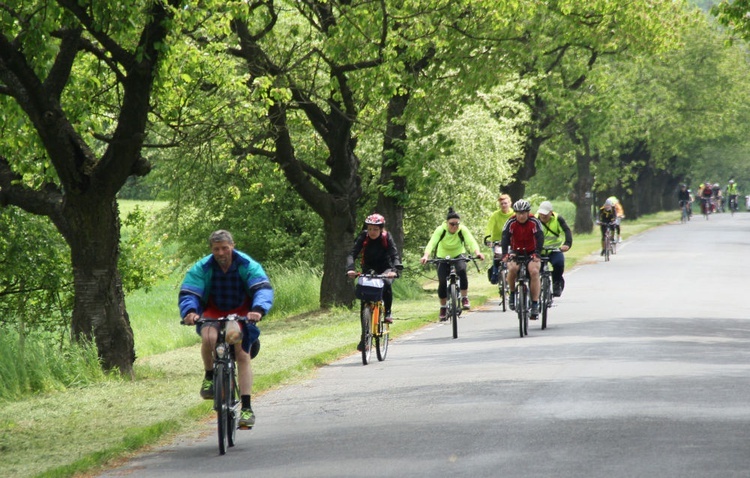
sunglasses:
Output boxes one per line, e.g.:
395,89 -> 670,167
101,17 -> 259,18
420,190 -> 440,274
448,221 -> 460,226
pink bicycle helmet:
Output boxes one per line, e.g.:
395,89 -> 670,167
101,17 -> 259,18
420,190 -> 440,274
364,213 -> 385,226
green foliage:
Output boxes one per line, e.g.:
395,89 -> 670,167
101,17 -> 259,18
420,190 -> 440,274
0,331 -> 106,402
119,206 -> 175,294
0,208 -> 73,333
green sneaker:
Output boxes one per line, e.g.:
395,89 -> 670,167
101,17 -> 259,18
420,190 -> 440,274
239,408 -> 255,429
200,379 -> 214,400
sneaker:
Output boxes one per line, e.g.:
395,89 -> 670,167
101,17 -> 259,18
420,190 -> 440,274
384,314 -> 393,324
461,297 -> 470,310
200,378 -> 214,400
439,307 -> 448,321
553,282 -> 563,298
530,302 -> 540,319
600,249 -> 605,256
508,292 -> 516,311
239,408 -> 255,429
356,340 -> 364,351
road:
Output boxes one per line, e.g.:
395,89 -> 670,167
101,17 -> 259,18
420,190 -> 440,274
101,212 -> 750,478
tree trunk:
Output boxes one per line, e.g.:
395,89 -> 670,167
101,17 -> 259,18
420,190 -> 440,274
62,197 -> 135,376
573,149 -> 595,234
504,134 -> 543,202
320,212 -> 357,307
376,93 -> 410,253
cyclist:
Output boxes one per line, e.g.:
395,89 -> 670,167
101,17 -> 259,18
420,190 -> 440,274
606,196 -> 625,241
727,180 -> 739,212
598,199 -> 618,256
535,201 -> 572,297
346,213 -> 402,351
714,184 -> 724,213
677,184 -> 691,217
700,181 -> 713,215
484,192 -> 514,284
420,207 -> 485,320
179,230 -> 274,430
500,199 -> 544,319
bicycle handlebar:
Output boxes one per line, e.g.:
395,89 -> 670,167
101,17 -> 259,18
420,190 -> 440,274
426,255 -> 481,273
181,314 -> 249,325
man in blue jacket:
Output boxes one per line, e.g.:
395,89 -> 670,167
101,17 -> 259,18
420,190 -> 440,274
179,230 -> 274,429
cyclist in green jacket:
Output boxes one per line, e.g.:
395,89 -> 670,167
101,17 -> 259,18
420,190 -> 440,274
536,201 -> 572,297
420,208 -> 485,320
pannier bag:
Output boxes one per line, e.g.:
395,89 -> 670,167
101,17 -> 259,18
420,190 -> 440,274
355,276 -> 385,302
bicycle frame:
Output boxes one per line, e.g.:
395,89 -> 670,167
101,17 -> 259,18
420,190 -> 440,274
188,315 -> 246,455
355,273 -> 390,365
539,255 -> 554,330
427,256 -> 478,339
510,255 -> 532,338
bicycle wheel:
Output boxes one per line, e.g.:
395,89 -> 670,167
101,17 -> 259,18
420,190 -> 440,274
214,362 -> 228,455
604,235 -> 611,262
226,364 -> 238,447
499,268 -> 508,312
375,304 -> 389,361
610,233 -> 617,255
541,276 -> 550,330
522,283 -> 529,336
449,282 -> 459,339
361,305 -> 373,365
517,283 -> 526,337
681,205 -> 688,223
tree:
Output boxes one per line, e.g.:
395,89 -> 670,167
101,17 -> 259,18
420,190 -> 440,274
0,0 -> 180,374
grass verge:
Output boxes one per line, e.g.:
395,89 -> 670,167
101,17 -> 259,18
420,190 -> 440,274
0,212 -> 676,478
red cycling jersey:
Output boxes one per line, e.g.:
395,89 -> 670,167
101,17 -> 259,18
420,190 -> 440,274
500,215 -> 545,255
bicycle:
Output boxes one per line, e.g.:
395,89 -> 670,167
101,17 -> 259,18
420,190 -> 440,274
485,236 -> 509,312
597,221 -> 616,261
184,315 -> 248,455
354,272 -> 393,365
539,253 -> 556,331
508,254 -> 534,338
679,200 -> 690,223
427,256 -> 479,339
701,197 -> 711,220
728,195 -> 739,216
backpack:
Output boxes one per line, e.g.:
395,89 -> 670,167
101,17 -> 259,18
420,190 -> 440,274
432,228 -> 465,257
361,231 -> 389,266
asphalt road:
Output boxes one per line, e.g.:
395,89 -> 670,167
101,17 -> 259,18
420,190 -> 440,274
101,212 -> 750,478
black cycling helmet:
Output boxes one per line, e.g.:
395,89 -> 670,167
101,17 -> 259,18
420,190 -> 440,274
512,199 -> 531,212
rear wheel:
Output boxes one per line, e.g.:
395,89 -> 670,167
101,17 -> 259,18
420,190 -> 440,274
361,306 -> 373,365
541,276 -> 550,330
517,283 -> 527,337
449,282 -> 459,339
214,363 -> 228,455
376,305 -> 389,361
499,268 -> 508,312
604,235 -> 611,262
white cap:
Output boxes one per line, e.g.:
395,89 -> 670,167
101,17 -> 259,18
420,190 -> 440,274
537,201 -> 553,215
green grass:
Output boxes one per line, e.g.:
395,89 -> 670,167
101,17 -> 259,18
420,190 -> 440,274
0,210 -> 676,478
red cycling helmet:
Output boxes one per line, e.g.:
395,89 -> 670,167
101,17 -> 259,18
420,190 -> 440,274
364,213 -> 385,226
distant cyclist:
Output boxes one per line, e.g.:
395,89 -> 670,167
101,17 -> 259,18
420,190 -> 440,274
485,192 -> 514,284
346,213 -> 402,351
699,181 -> 713,215
726,180 -> 739,212
500,200 -> 544,319
535,201 -> 572,297
677,184 -> 692,218
598,199 -> 618,256
606,196 -> 625,241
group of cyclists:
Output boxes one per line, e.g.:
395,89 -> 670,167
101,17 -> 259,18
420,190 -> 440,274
684,179 -> 742,216
175,192 -> 628,430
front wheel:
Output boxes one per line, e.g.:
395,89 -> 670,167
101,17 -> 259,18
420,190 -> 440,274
361,306 -> 373,365
517,283 -> 528,338
214,363 -> 228,455
449,282 -> 459,339
376,304 -> 389,361
226,365 -> 238,447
